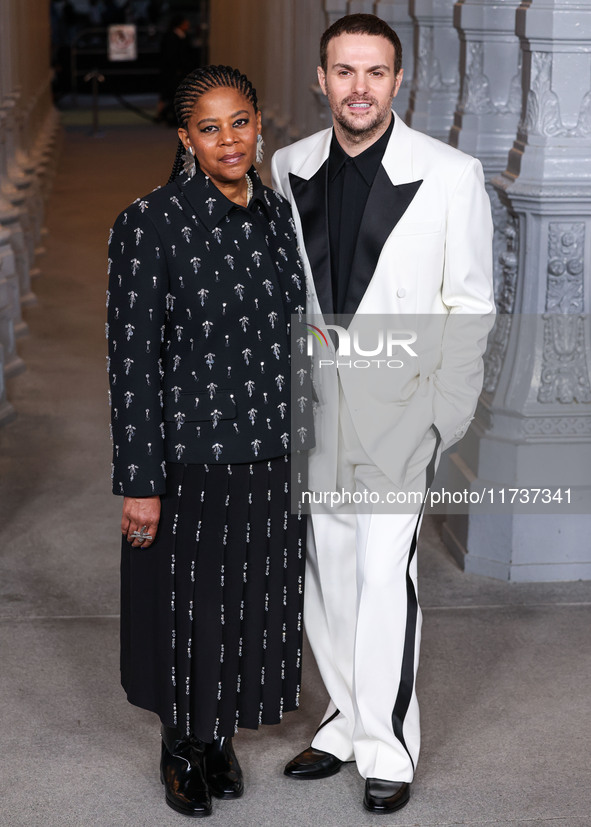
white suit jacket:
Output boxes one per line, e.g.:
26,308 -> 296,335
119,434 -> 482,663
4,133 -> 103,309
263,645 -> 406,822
272,113 -> 495,491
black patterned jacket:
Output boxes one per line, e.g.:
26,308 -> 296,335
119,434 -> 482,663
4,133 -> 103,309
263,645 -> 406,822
107,168 -> 308,497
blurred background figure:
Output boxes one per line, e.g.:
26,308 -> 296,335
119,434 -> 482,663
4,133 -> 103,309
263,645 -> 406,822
156,13 -> 195,125
50,0 -> 82,96
132,0 -> 151,24
86,0 -> 106,26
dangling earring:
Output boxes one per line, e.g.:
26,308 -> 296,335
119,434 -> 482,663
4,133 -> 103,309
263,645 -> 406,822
183,145 -> 196,178
256,133 -> 265,164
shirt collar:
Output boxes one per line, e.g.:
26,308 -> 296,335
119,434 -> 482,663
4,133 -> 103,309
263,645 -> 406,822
328,113 -> 394,186
177,165 -> 270,231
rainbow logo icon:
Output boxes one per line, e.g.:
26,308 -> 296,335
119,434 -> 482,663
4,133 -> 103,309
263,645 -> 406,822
306,324 -> 329,347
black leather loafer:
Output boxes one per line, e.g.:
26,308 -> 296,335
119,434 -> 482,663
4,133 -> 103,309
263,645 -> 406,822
160,725 -> 212,817
204,737 -> 244,799
284,747 -> 344,779
363,778 -> 410,813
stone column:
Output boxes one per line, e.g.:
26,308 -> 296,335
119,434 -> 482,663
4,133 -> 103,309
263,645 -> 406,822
0,340 -> 16,426
325,0 -> 349,26
407,0 -> 461,141
450,0 -> 522,307
444,0 -> 591,582
0,0 -> 35,311
0,3 -> 18,419
5,0 -> 39,272
0,225 -> 24,377
450,1 -> 521,170
347,0 -> 376,11
0,119 -> 29,339
375,0 -> 415,122
0,0 -> 33,326
15,0 -> 60,273
1,124 -> 36,313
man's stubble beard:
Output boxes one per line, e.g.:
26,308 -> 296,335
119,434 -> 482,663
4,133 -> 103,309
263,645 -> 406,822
327,89 -> 395,144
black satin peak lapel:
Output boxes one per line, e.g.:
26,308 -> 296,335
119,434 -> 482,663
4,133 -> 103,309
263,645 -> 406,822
289,165 -> 333,316
343,170 -> 423,316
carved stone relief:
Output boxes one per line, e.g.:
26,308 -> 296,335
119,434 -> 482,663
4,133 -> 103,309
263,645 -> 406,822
571,89 -> 591,137
488,186 -> 512,296
545,223 -> 584,315
538,223 -> 591,404
522,52 -> 566,138
523,415 -> 591,437
483,211 -> 519,395
502,52 -> 522,116
414,28 -> 443,91
461,42 -> 494,115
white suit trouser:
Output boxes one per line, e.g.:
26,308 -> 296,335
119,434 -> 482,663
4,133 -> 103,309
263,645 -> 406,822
305,390 -> 439,782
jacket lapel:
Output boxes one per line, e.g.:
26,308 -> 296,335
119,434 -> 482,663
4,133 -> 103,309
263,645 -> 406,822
285,116 -> 425,318
343,114 -> 423,315
289,163 -> 333,316
342,173 -> 422,315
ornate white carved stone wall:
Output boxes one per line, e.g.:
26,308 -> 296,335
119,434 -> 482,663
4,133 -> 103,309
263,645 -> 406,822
450,0 -> 522,169
0,224 -> 24,380
0,338 -> 16,426
449,0 -> 522,329
407,0 -> 461,140
444,0 -> 591,581
0,0 -> 60,425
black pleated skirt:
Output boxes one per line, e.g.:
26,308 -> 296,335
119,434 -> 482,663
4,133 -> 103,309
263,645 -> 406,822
120,456 -> 306,741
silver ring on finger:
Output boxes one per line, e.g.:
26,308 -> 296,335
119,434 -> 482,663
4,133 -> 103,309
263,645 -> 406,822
130,525 -> 152,542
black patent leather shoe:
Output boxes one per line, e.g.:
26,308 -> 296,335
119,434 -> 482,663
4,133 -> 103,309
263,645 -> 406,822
363,778 -> 410,813
284,747 -> 344,779
160,725 -> 212,817
204,736 -> 244,799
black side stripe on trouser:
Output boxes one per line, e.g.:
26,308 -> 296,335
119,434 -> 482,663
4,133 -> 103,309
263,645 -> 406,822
391,424 -> 442,770
314,707 -> 341,736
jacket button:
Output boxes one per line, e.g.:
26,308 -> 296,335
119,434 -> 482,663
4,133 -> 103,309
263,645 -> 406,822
397,287 -> 406,298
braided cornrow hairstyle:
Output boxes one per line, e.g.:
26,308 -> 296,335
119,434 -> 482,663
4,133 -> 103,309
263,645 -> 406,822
167,65 -> 259,183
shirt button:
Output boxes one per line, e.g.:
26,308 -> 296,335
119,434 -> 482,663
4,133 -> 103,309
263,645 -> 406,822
397,287 -> 406,298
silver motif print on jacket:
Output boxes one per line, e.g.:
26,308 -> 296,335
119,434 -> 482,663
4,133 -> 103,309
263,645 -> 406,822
107,168 -> 311,496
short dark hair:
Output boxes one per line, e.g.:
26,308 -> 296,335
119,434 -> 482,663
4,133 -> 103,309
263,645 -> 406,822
320,14 -> 402,77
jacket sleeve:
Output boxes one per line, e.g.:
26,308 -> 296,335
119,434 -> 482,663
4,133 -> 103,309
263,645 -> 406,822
271,193 -> 306,315
107,204 -> 170,496
271,149 -> 289,201
378,157 -> 495,486
432,157 -> 495,449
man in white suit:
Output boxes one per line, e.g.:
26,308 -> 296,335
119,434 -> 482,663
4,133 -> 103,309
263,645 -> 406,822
272,14 -> 494,814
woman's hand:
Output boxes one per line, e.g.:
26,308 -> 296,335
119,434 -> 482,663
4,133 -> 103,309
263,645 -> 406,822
121,496 -> 161,549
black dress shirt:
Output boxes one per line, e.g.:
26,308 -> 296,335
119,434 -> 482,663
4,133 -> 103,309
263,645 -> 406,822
328,115 -> 394,314
107,167 -> 311,497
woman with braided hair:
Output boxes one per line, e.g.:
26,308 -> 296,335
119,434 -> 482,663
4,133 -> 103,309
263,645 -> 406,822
107,65 -> 311,817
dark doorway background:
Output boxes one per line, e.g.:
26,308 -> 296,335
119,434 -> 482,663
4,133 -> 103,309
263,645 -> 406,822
50,0 -> 209,102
